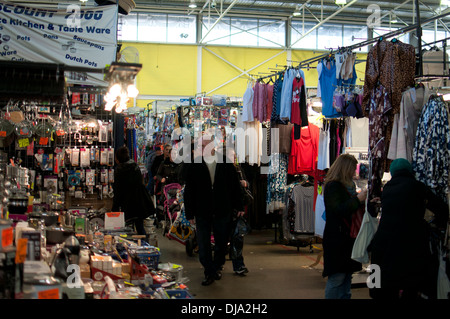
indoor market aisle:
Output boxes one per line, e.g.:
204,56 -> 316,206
156,228 -> 370,299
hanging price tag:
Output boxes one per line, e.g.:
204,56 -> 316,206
39,137 -> 48,145
15,238 -> 28,264
18,138 -> 30,148
27,141 -> 34,156
55,130 -> 65,137
38,288 -> 60,299
1,227 -> 13,249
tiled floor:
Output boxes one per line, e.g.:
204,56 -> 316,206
156,228 -> 371,299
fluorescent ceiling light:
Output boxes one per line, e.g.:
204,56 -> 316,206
189,0 -> 197,9
390,13 -> 398,23
335,0 -> 347,5
441,0 -> 450,7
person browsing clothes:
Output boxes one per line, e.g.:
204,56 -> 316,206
322,153 -> 368,299
112,146 -> 155,236
368,158 -> 448,299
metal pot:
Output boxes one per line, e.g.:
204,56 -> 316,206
7,195 -> 28,214
29,211 -> 59,227
45,223 -> 75,245
60,211 -> 76,228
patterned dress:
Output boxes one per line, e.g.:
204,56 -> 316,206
366,84 -> 393,200
266,153 -> 289,212
412,96 -> 450,204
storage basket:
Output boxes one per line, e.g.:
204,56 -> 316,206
166,289 -> 193,299
130,247 -> 160,270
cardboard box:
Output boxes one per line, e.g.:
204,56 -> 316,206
80,264 -> 91,279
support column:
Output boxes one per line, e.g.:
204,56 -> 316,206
197,45 -> 203,95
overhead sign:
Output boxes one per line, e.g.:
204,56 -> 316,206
0,1 -> 118,86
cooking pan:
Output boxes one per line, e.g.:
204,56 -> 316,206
46,223 -> 75,245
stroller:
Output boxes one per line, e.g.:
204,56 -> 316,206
161,184 -> 198,255
161,183 -> 183,236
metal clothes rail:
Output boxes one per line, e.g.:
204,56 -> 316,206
254,9 -> 450,83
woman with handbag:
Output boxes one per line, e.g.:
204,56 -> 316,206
322,154 -> 367,299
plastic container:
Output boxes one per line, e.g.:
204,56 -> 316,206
165,289 -> 193,299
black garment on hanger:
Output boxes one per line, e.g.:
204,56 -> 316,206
294,124 -> 301,140
300,77 -> 309,127
329,120 -> 337,166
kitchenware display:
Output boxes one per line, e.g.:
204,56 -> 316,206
45,223 -> 75,245
47,193 -> 64,210
0,118 -> 14,138
28,211 -> 59,227
53,121 -> 68,138
7,194 -> 28,214
22,274 -> 62,299
34,121 -> 53,138
54,101 -> 71,139
14,120 -> 34,138
60,211 -> 76,228
64,235 -> 81,265
7,101 -> 25,124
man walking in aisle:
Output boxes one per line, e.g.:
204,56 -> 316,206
184,133 -> 245,286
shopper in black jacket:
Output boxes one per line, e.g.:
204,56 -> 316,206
156,154 -> 181,187
184,137 -> 244,286
112,146 -> 155,235
322,154 -> 367,299
151,143 -> 172,194
368,158 -> 448,299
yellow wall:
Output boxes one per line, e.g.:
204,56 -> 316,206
121,43 -> 367,108
201,46 -> 287,96
125,43 -> 198,97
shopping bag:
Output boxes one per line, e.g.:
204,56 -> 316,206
437,242 -> 450,299
234,216 -> 250,237
351,209 -> 378,264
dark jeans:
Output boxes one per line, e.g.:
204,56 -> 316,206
230,218 -> 245,271
325,273 -> 352,299
195,213 -> 232,278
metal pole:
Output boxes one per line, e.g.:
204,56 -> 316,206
200,0 -> 238,44
289,0 -> 359,49
296,11 -> 450,69
415,0 -> 423,77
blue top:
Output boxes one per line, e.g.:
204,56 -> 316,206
280,68 -> 304,121
319,60 -> 341,118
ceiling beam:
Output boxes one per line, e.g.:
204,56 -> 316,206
200,0 -> 238,43
419,0 -> 450,33
289,0 -> 360,49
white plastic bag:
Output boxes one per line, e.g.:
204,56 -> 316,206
351,209 -> 378,264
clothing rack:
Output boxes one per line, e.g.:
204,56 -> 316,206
253,9 -> 450,84
422,36 -> 450,49
297,11 -> 450,71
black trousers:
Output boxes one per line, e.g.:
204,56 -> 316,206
195,213 -> 232,278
